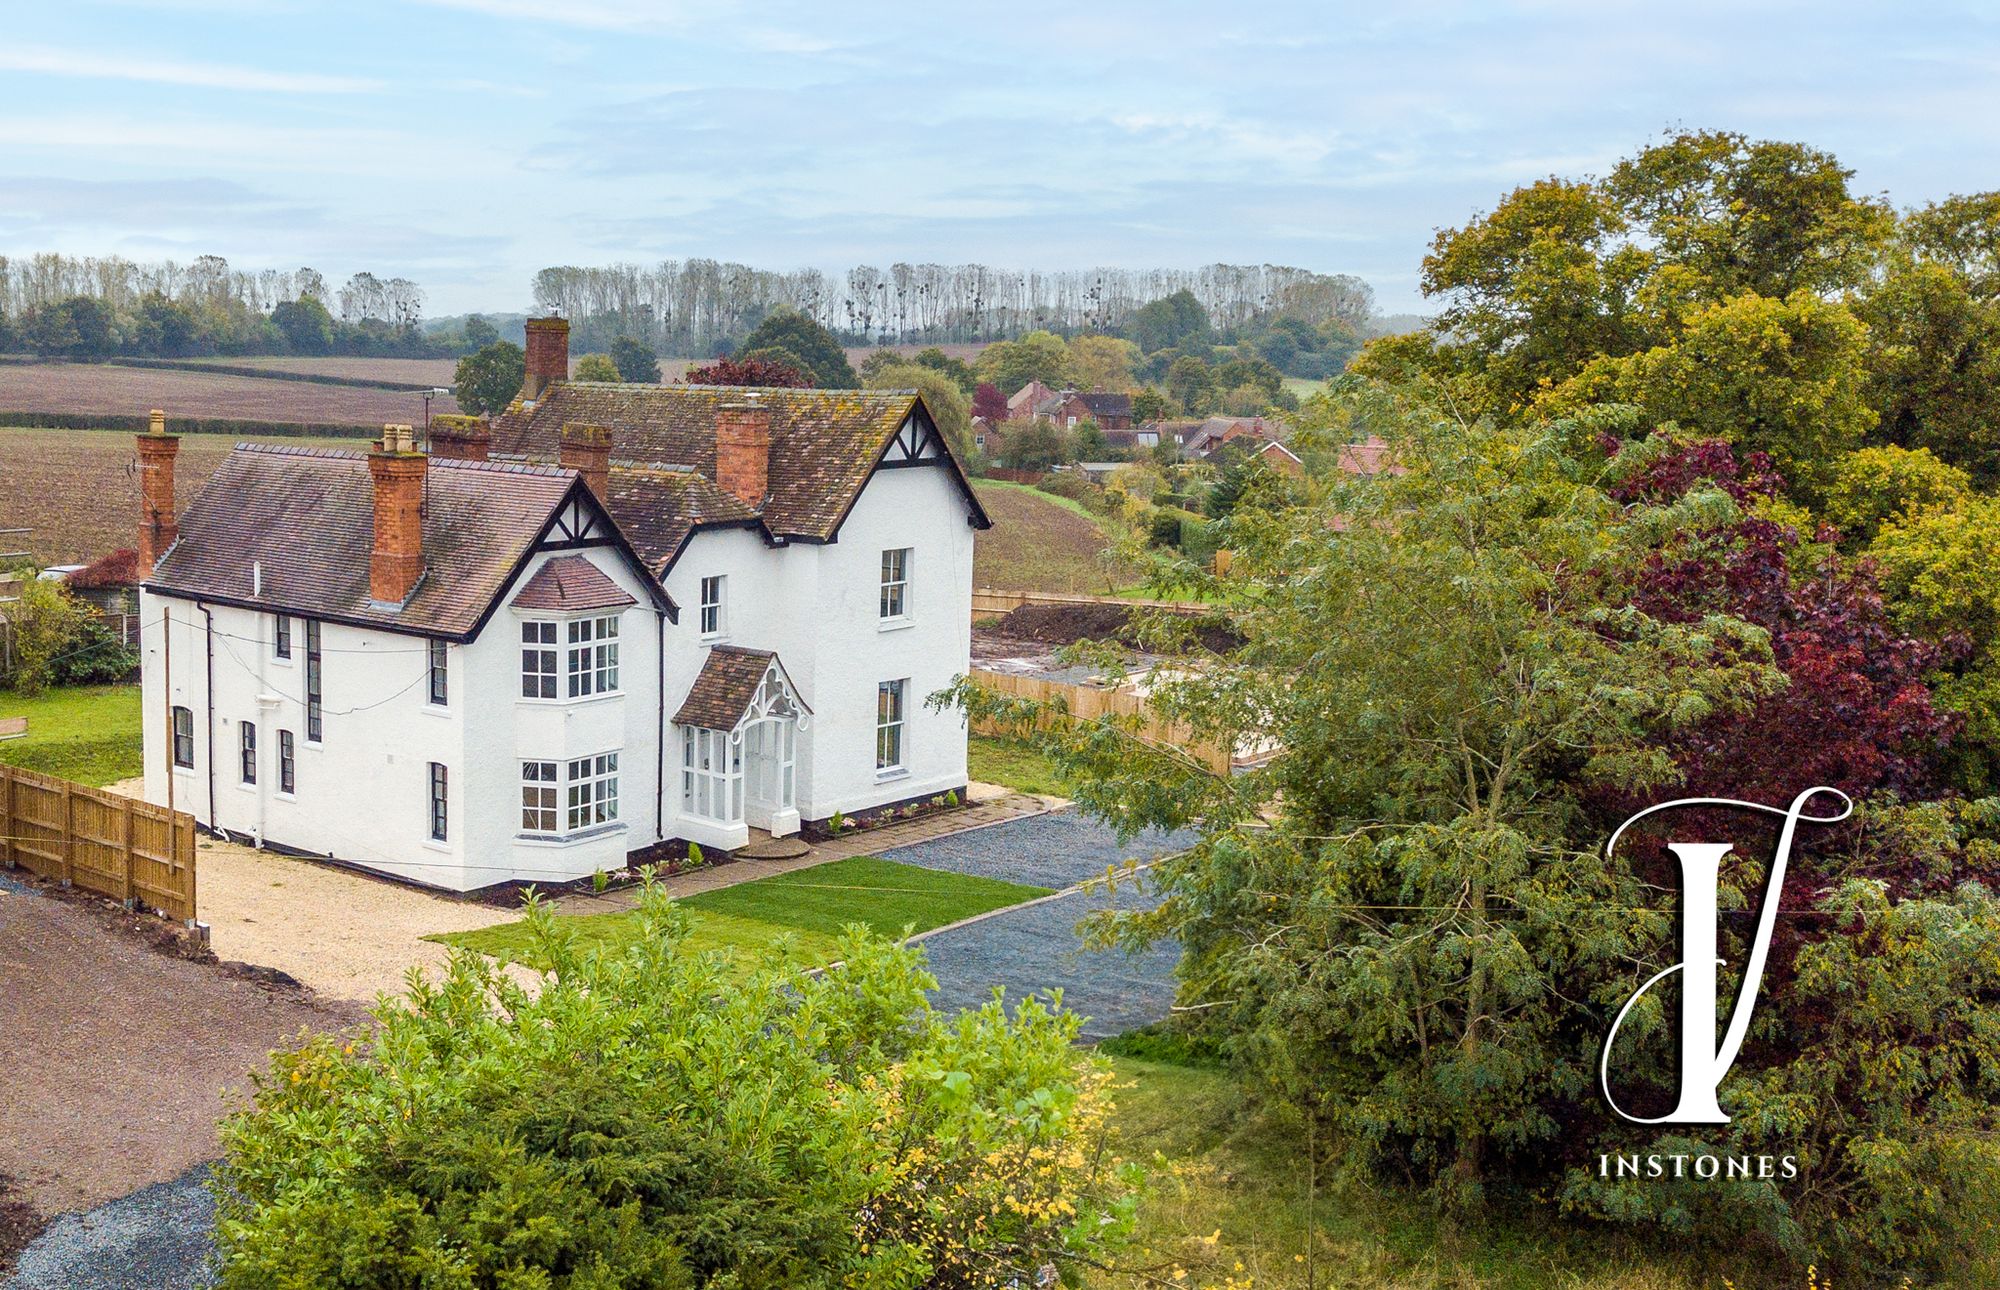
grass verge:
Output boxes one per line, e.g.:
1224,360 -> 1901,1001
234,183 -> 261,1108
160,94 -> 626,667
432,854 -> 1051,969
0,684 -> 141,786
969,734 -> 1070,798
1096,1050 -> 1707,1290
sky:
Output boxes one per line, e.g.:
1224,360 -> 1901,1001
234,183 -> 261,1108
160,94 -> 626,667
2,1 -> 1997,316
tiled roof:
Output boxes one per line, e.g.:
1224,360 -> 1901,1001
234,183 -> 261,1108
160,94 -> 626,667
674,645 -> 778,730
1076,392 -> 1133,417
511,555 -> 636,612
490,383 -> 988,541
146,444 -> 586,638
601,464 -> 759,576
68,548 -> 138,589
1335,437 -> 1404,477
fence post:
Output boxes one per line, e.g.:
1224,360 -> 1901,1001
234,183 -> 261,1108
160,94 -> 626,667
182,815 -> 197,923
0,768 -> 13,870
58,778 -> 73,886
119,799 -> 136,909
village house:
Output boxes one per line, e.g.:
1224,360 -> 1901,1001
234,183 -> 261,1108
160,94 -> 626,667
137,319 -> 992,891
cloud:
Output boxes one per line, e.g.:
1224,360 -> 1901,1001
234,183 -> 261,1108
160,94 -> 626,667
0,43 -> 380,93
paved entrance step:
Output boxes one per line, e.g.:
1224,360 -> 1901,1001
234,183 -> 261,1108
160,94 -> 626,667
737,836 -> 812,860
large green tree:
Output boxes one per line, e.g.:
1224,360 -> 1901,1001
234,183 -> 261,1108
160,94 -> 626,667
453,341 -> 525,415
734,310 -> 856,387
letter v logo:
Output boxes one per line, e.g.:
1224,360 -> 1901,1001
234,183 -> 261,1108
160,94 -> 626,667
1600,787 -> 1852,1126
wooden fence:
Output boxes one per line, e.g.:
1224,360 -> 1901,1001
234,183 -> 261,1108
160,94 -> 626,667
971,587 -> 1210,617
0,764 -> 197,921
966,667 -> 1234,775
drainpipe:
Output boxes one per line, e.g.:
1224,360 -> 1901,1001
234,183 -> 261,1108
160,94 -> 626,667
161,597 -> 174,815
655,609 -> 666,840
200,602 -> 217,835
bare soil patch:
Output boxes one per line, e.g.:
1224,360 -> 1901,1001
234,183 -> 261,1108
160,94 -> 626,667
0,876 -> 362,1216
972,483 -> 1140,594
0,426 -> 361,564
0,361 -> 439,427
178,355 -> 459,385
993,602 -> 1242,654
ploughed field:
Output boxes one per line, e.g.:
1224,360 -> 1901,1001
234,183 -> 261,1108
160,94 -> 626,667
0,427 -> 364,564
0,361 -> 443,428
173,355 -> 460,385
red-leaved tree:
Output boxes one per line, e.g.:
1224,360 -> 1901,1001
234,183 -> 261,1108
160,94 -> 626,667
972,381 -> 1008,424
684,356 -> 811,387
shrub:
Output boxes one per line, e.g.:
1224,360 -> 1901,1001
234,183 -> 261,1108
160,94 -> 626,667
214,885 -> 1138,1288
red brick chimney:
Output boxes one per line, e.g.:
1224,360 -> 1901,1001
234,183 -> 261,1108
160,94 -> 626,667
520,316 -> 569,404
367,424 -> 426,605
136,409 -> 181,577
428,413 -> 490,462
716,400 -> 770,506
559,423 -> 612,499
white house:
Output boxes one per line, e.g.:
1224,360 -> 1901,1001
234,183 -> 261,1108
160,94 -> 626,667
136,320 -> 992,891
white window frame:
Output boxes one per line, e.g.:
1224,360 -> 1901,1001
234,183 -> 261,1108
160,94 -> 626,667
879,548 -> 911,623
428,762 -> 448,843
278,729 -> 296,796
239,721 -> 257,786
520,759 -> 559,834
681,727 -> 743,823
566,751 -> 620,832
566,615 -> 621,698
427,639 -> 448,707
520,621 -> 559,699
272,613 -> 291,661
171,705 -> 194,768
877,678 -> 908,776
699,575 -> 726,638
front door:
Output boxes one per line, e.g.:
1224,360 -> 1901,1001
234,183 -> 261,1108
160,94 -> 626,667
742,716 -> 798,835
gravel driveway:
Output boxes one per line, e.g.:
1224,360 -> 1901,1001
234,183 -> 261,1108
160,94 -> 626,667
882,809 -> 1195,1040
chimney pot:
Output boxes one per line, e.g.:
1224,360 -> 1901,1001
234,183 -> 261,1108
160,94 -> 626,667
715,400 -> 771,506
368,425 -> 426,605
520,316 -> 570,404
135,412 -> 182,577
559,423 -> 612,499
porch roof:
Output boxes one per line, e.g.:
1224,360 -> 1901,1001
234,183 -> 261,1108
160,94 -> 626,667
673,645 -> 810,730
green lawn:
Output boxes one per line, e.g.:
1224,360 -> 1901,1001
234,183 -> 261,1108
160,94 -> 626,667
434,855 -> 1051,969
0,684 -> 142,786
1097,1052 -> 1709,1290
968,734 -> 1070,798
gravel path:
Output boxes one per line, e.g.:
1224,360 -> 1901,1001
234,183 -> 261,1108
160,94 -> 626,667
7,1165 -> 214,1290
880,809 -> 1195,1041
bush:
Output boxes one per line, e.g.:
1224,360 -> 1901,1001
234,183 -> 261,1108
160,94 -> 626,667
51,614 -> 135,685
214,884 -> 1138,1288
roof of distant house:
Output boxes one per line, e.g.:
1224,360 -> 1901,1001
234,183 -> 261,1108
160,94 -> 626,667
146,444 -> 667,639
1335,436 -> 1404,477
1071,392 -> 1133,418
490,383 -> 989,542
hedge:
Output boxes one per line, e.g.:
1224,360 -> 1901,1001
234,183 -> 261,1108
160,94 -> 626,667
0,411 -> 378,438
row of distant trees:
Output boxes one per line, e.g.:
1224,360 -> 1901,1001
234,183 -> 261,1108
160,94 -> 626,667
529,260 -> 1377,356
0,254 -> 442,358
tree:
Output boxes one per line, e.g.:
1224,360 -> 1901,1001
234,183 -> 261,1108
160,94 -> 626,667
1067,335 -> 1139,391
1130,387 -> 1173,423
1164,355 -> 1213,413
971,381 -> 1008,423
573,352 -> 621,382
864,361 -> 973,457
271,296 -> 334,354
734,310 -> 856,387
993,419 -> 1067,472
134,294 -> 203,357
452,341 -> 525,415
214,888 -> 1136,1287
685,354 -> 811,387
1824,445 -> 1972,544
2,577 -> 94,694
1128,289 -> 1210,353
610,335 -> 662,383
459,315 -> 499,351
1545,290 -> 1876,499
975,330 -> 1070,395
